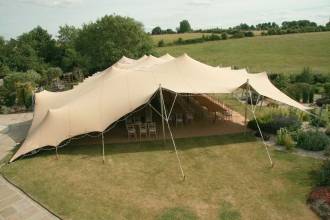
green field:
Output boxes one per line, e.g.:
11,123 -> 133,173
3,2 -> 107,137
0,133 -> 320,220
156,32 -> 330,74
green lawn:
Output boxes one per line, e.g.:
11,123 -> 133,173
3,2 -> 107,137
156,32 -> 330,74
0,133 -> 320,220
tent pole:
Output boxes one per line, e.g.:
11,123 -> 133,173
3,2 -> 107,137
259,96 -> 264,110
160,91 -> 185,180
101,132 -> 105,164
159,85 -> 166,144
55,146 -> 59,160
244,81 -> 248,135
247,83 -> 274,168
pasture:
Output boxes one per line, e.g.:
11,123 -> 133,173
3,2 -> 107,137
156,32 -> 330,74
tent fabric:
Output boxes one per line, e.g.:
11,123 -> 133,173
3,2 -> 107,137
10,53 -> 309,162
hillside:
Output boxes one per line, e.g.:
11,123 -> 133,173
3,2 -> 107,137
156,32 -> 330,74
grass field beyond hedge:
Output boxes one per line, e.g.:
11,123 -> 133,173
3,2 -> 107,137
0,133 -> 320,220
156,32 -> 330,74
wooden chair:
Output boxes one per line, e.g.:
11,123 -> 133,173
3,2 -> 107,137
168,114 -> 175,126
175,113 -> 184,127
127,124 -> 137,140
148,122 -> 157,139
139,123 -> 148,139
185,112 -> 194,124
224,110 -> 232,120
125,117 -> 133,128
133,115 -> 142,126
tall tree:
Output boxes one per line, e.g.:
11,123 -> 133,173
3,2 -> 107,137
177,20 -> 192,33
18,26 -> 57,64
74,15 -> 153,73
58,25 -> 79,47
3,39 -> 43,72
57,25 -> 84,72
151,26 -> 162,35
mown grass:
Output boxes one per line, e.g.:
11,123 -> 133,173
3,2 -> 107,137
0,133 -> 320,220
156,32 -> 330,74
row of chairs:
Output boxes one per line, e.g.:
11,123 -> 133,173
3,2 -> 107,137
167,112 -> 194,126
127,122 -> 157,140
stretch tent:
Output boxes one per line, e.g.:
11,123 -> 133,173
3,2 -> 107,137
10,54 -> 310,162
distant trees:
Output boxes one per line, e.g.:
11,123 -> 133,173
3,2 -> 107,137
282,20 -> 317,29
165,29 -> 176,34
177,20 -> 192,33
327,21 -> 330,28
151,27 -> 176,35
151,26 -> 162,35
234,23 -> 253,30
256,22 -> 279,30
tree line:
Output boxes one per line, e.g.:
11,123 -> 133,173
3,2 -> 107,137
152,19 -> 330,35
152,19 -> 330,47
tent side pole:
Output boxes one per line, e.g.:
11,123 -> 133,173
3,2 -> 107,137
159,85 -> 166,144
244,83 -> 248,135
160,88 -> 185,180
55,146 -> 59,160
247,82 -> 274,168
259,96 -> 264,111
101,132 -> 105,164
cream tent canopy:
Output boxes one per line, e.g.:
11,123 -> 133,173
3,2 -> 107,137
10,54 -> 309,162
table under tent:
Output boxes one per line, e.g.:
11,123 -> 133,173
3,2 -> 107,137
10,54 -> 311,179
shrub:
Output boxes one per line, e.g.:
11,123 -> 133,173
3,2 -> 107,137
244,31 -> 254,37
309,109 -> 329,127
326,127 -> 330,136
295,67 -> 313,83
15,82 -> 34,108
221,32 -> 228,40
316,97 -> 330,107
287,83 -> 314,103
324,83 -> 330,98
276,128 -> 295,150
312,160 -> 330,186
158,40 -> 165,47
207,34 -> 221,41
248,112 -> 301,134
296,131 -> 330,151
231,31 -> 244,38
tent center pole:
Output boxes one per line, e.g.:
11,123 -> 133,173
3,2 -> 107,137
101,132 -> 105,164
